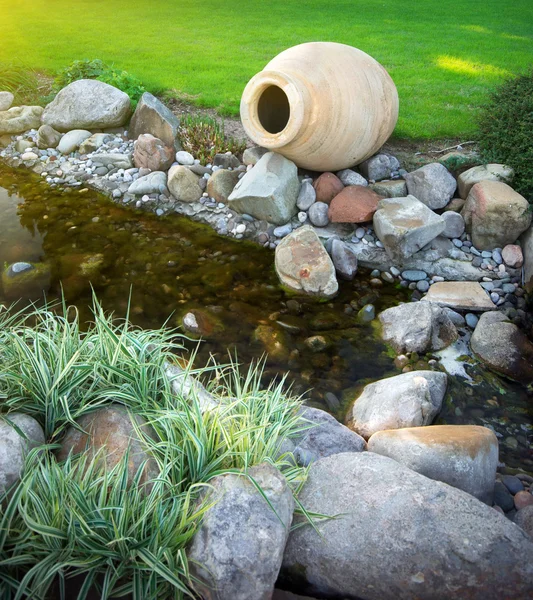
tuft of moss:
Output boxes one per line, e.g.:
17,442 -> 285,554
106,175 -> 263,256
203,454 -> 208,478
477,70 -> 533,203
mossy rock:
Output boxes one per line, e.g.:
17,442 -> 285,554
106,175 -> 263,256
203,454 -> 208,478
252,324 -> 290,362
1,262 -> 51,300
438,151 -> 482,174
180,308 -> 225,339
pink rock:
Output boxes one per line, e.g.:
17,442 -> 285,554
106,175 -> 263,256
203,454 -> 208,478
502,244 -> 524,269
133,133 -> 174,171
515,491 -> 533,511
328,185 -> 383,223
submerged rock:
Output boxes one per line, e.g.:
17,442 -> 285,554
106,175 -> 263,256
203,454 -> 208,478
422,281 -> 496,311
1,261 -> 51,300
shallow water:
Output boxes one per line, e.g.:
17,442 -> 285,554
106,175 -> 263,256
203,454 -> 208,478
0,162 -> 531,472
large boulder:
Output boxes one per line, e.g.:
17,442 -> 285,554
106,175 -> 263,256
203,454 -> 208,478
405,162 -> 457,209
291,407 -> 366,466
378,301 -> 457,354
422,281 -> 496,311
128,92 -> 180,148
128,171 -> 167,196
275,226 -> 338,299
328,185 -> 382,223
373,196 -> 445,261
0,413 -> 45,496
167,165 -> 203,202
458,163 -> 514,199
470,312 -> 533,384
367,425 -> 498,503
348,371 -> 447,439
281,452 -> 533,600
57,406 -> 158,486
0,105 -> 43,135
228,152 -> 299,224
188,463 -> 294,600
42,79 -> 131,132
133,133 -> 174,171
462,181 -> 531,250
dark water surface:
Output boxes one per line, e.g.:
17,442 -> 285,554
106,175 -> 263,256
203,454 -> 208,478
0,163 -> 531,472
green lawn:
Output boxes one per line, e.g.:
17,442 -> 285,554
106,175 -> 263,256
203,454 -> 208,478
1,0 -> 532,138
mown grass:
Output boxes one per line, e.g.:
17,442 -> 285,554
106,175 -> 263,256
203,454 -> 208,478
0,299 -> 309,599
0,0 -> 532,138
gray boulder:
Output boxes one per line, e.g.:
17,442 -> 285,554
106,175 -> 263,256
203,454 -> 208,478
367,425 -> 498,503
348,370 -> 447,439
281,452 -> 533,600
405,162 -> 457,209
91,153 -> 132,169
243,146 -> 268,165
0,91 -> 14,111
0,413 -> 45,495
36,124 -> 61,149
471,312 -> 533,383
0,105 -> 43,135
358,153 -> 400,181
188,463 -> 294,600
128,171 -> 167,195
370,179 -> 407,198
330,238 -> 358,280
378,301 -> 457,354
128,92 -> 180,149
458,163 -> 514,199
373,195 -> 445,261
442,210 -> 465,238
57,129 -> 92,154
292,407 -> 365,466
308,201 -> 329,227
42,79 -> 131,132
275,226 -> 338,299
228,152 -> 299,225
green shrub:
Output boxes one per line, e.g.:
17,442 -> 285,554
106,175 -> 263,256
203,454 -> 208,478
54,59 -> 146,107
477,69 -> 533,203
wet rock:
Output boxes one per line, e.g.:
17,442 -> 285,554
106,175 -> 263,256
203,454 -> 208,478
0,105 -> 43,135
275,226 -> 338,299
358,153 -> 400,181
36,124 -> 61,149
501,244 -> 524,268
458,163 -> 514,199
181,308 -> 224,338
281,452 -> 533,600
243,146 -> 269,165
296,179 -> 316,210
128,171 -> 167,195
515,505 -> 533,538
128,92 -> 180,148
330,238 -> 358,280
328,185 -> 382,223
373,195 -> 445,261
0,413 -> 45,496
228,152 -> 299,225
292,407 -> 365,466
304,335 -> 328,352
308,201 -> 329,227
0,91 -> 14,111
133,133 -> 174,171
253,324 -> 290,362
206,168 -> 239,203
379,301 -> 457,354
348,370 -> 447,439
165,363 -> 218,412
471,312 -> 533,383
42,79 -> 131,132
336,169 -> 368,187
188,463 -> 294,600
370,179 -> 407,198
1,261 -> 51,300
368,425 -> 498,503
57,406 -> 158,486
313,172 -> 344,204
57,129 -> 92,154
78,133 -> 113,154
442,210 -> 465,238
167,165 -> 203,202
405,162 -> 457,209
462,181 -> 531,250
422,281 -> 496,311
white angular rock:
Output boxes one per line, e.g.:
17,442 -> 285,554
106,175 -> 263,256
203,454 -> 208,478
228,152 -> 299,225
458,163 -> 514,199
42,79 -> 131,132
368,425 -> 499,503
275,226 -> 338,299
422,281 -> 496,311
348,370 -> 447,439
373,195 -> 445,261
405,162 -> 457,209
57,129 -> 92,154
379,301 -> 457,353
281,452 -> 533,600
188,463 -> 294,600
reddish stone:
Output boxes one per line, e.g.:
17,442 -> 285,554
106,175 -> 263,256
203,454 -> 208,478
502,244 -> 524,269
313,172 -> 344,204
514,490 -> 533,510
328,185 -> 383,223
133,133 -> 174,171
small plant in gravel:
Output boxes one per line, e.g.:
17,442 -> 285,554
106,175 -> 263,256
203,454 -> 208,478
0,63 -> 51,106
477,69 -> 533,203
0,298 -> 308,599
178,114 -> 247,165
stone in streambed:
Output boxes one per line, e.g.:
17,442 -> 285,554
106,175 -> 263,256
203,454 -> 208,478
422,281 -> 496,311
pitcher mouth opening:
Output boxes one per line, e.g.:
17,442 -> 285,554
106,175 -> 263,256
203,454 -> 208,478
257,85 -> 290,134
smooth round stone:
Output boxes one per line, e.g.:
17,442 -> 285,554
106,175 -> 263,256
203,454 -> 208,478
492,250 -> 503,265
273,223 -> 292,238
502,475 -> 525,495
401,270 -> 427,282
381,271 -> 394,283
355,227 -> 365,239
442,211 -> 465,239
472,256 -> 482,267
514,491 -> 533,511
297,211 -> 308,223
502,283 -> 516,294
308,202 -> 329,227
416,280 -> 429,292
370,269 -> 380,278
481,251 -> 492,258
175,151 -> 195,166
465,313 -> 479,328
357,304 -> 375,322
8,262 -> 34,276
390,266 -> 401,277
452,239 -> 463,248
235,223 -> 246,234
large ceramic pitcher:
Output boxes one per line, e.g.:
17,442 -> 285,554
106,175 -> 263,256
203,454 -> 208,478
240,42 -> 399,171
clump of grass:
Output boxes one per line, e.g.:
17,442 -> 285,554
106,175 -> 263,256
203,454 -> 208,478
178,115 -> 246,165
0,63 -> 50,107
0,297 -> 308,599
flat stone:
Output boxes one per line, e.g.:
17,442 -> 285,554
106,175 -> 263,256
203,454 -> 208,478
401,269 -> 427,281
0,105 -> 43,135
57,129 -> 92,154
458,163 -> 514,199
165,363 -> 218,412
228,152 -> 299,225
422,281 -> 496,311
370,179 -> 407,198
275,225 -> 338,299
368,425 -> 498,503
91,153 -> 132,169
128,92 -> 180,148
373,195 -> 445,261
328,185 -> 382,223
348,370 -> 447,439
405,162 -> 457,209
